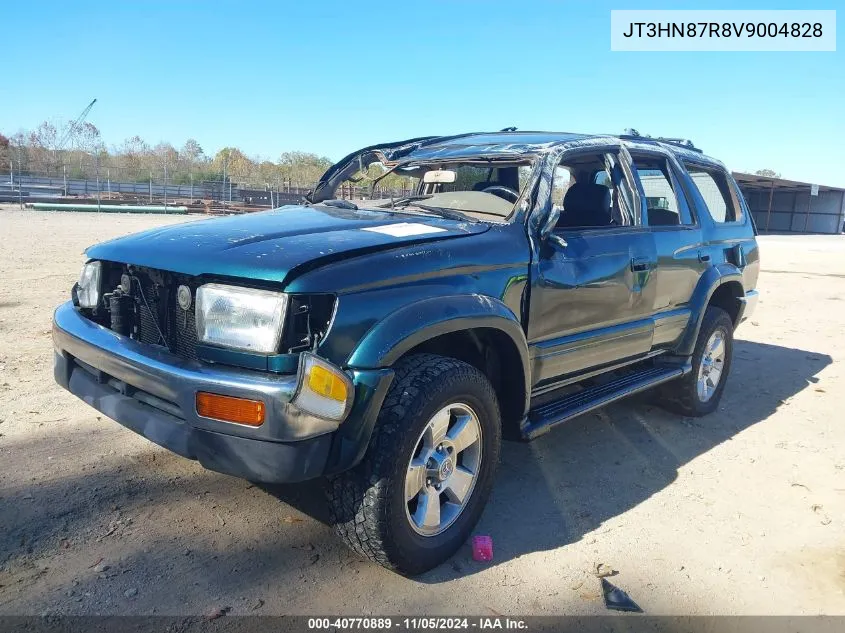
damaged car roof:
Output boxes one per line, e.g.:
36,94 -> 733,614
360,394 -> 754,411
309,130 -> 719,203
382,130 -> 713,162
405,131 -> 591,160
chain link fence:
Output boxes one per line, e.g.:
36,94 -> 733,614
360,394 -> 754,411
1,164 -> 414,209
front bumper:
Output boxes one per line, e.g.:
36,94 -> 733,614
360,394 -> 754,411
52,302 -> 392,483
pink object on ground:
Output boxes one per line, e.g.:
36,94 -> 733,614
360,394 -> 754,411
472,535 -> 493,561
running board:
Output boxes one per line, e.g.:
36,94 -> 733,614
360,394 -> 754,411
522,364 -> 690,440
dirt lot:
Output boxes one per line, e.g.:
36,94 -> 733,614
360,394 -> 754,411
0,206 -> 843,616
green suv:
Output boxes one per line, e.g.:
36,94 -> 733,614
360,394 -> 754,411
53,130 -> 759,575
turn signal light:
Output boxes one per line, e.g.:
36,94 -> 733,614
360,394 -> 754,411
196,392 -> 265,426
292,353 -> 353,421
307,365 -> 348,402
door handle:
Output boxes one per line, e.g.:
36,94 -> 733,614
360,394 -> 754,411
630,257 -> 651,272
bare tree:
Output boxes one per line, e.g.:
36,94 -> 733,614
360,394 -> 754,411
118,135 -> 150,180
28,121 -> 59,171
182,139 -> 204,162
77,122 -> 104,154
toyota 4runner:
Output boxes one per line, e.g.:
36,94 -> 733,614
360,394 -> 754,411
53,130 -> 759,575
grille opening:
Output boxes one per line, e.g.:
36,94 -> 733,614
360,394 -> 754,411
117,266 -> 200,361
92,263 -> 335,364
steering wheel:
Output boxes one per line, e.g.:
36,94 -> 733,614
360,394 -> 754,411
481,185 -> 520,202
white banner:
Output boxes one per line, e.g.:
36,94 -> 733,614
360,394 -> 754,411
611,10 -> 836,52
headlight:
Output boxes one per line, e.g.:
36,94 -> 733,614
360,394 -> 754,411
195,283 -> 287,353
77,261 -> 102,308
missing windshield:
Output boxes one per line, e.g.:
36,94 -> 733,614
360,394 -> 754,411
333,159 -> 535,222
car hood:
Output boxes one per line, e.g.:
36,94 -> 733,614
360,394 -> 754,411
86,205 -> 489,286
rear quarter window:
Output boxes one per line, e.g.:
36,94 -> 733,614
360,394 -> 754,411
685,164 -> 740,223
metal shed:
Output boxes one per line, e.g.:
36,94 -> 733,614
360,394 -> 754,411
733,172 -> 845,235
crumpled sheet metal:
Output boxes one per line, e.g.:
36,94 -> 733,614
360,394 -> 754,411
312,130 -> 726,203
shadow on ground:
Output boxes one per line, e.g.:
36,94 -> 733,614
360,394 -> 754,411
262,340 -> 831,581
0,340 -> 831,610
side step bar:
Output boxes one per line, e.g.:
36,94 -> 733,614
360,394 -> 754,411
522,364 -> 691,440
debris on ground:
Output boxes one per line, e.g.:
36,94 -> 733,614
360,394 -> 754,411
472,535 -> 493,562
593,562 -> 618,578
811,504 -> 832,524
601,578 -> 642,613
123,587 -> 138,598
205,606 -> 231,620
251,598 -> 264,611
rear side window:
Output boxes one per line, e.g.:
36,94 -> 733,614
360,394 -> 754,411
685,164 -> 739,223
630,156 -> 687,226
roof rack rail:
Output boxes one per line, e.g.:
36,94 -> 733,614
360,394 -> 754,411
619,129 -> 703,153
655,136 -> 702,153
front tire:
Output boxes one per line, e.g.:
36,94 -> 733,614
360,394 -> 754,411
657,306 -> 734,417
327,354 -> 501,575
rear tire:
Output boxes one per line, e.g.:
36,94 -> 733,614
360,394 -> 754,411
327,353 -> 501,576
656,306 -> 734,417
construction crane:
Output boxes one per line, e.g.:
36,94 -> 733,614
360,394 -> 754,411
56,98 -> 97,151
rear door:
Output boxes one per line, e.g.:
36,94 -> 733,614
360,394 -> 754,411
628,149 -> 705,349
527,145 -> 658,392
681,162 -> 760,295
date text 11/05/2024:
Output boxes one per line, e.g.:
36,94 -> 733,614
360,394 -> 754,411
307,617 -> 527,630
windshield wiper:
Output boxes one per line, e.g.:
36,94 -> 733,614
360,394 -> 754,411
321,199 -> 358,210
407,203 -> 476,222
377,195 -> 432,209
377,195 -> 476,222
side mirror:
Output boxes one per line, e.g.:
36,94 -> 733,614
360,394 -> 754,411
540,205 -> 568,248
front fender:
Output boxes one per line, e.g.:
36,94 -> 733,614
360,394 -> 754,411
675,264 -> 744,356
347,293 -> 530,403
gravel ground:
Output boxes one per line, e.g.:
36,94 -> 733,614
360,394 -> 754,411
0,206 -> 843,616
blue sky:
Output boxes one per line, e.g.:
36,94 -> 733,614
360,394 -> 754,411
2,1 -> 842,184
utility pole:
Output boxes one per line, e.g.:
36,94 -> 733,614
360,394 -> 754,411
17,150 -> 23,210
163,155 -> 168,212
95,153 -> 101,213
222,156 -> 227,204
